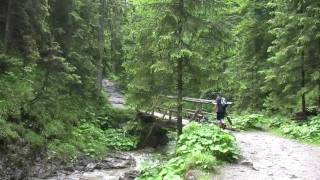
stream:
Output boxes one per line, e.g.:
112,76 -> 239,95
46,80 -> 174,180
47,143 -> 175,180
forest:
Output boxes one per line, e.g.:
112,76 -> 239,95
0,0 -> 320,179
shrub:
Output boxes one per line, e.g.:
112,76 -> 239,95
48,123 -> 138,160
268,116 -> 290,128
233,114 -> 266,130
25,131 -> 45,148
177,122 -> 239,162
48,140 -> 79,161
44,120 -> 66,138
0,118 -> 20,142
277,116 -> 320,143
83,106 -> 135,129
138,122 -> 239,179
104,129 -> 139,151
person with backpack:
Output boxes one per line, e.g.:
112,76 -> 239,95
215,94 -> 228,128
215,94 -> 225,128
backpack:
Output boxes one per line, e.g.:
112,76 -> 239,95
221,97 -> 228,111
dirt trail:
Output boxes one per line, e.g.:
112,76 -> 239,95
102,79 -> 125,108
214,131 -> 320,180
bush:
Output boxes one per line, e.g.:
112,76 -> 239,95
25,131 -> 45,148
83,106 -> 135,129
138,122 -> 239,179
177,122 -> 239,162
275,116 -> 320,143
104,129 -> 139,151
48,123 -> 138,160
268,116 -> 290,128
233,114 -> 266,130
48,141 -> 79,161
44,120 -> 66,138
0,118 -> 20,142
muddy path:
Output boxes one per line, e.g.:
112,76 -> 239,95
214,131 -> 320,180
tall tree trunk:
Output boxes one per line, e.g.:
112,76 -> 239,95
301,52 -> 306,114
177,58 -> 183,135
4,0 -> 13,52
109,20 -> 117,73
318,81 -> 320,109
176,0 -> 184,135
96,0 -> 107,95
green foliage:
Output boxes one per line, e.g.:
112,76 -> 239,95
0,0 -> 123,161
177,122 -> 239,162
139,153 -> 216,180
228,0 -> 273,110
233,114 -> 267,130
43,120 -> 66,138
268,116 -> 291,128
138,122 -> 238,179
48,141 -> 79,161
104,129 -> 139,151
25,131 -> 45,148
0,118 -> 20,142
270,116 -> 320,143
123,0 -> 235,110
48,123 -> 138,160
107,108 -> 135,126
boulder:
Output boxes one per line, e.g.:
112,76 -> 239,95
119,170 -> 140,180
97,152 -> 136,169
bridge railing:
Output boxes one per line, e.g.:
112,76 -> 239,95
152,96 -> 232,122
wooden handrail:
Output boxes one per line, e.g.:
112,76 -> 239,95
165,95 -> 233,105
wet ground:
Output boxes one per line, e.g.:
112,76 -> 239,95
46,150 -> 155,180
214,131 -> 320,180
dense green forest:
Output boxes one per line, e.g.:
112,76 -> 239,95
0,0 -> 320,179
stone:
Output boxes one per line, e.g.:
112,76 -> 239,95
290,174 -> 298,179
95,153 -> 136,170
119,170 -> 139,180
86,163 -> 97,172
64,165 -> 75,172
240,160 -> 253,167
240,160 -> 258,171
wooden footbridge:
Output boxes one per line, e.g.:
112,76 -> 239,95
147,96 -> 232,124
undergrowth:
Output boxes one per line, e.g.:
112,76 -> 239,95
269,116 -> 320,144
232,113 -> 320,144
138,122 -> 239,180
232,114 -> 266,130
48,123 -> 138,161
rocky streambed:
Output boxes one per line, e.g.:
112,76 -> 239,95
44,152 -> 140,180
45,143 -> 174,180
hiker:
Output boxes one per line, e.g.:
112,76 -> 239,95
215,94 -> 227,128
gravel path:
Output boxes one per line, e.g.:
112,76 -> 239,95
102,79 -> 125,108
214,131 -> 320,180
